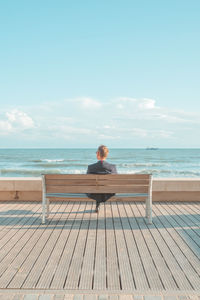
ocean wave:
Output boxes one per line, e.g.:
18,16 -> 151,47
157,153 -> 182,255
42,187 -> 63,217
25,163 -> 88,168
0,168 -> 86,177
30,159 -> 65,163
119,162 -> 169,167
1,166 -> 200,177
173,170 -> 200,176
30,158 -> 84,163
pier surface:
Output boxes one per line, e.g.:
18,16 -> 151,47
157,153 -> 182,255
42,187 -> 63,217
0,201 -> 199,299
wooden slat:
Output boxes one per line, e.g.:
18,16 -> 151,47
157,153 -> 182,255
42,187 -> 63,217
64,202 -> 91,289
4,203 -> 59,289
24,203 -> 72,289
0,202 -> 200,292
105,203 -> 121,290
36,202 -> 74,288
78,203 -> 97,289
158,203 -> 200,257
184,202 -> 200,226
45,174 -> 151,180
111,202 -> 135,290
7,202 -> 60,289
117,203 -> 149,290
93,203 -> 107,290
134,202 -> 178,290
50,202 -> 86,289
21,203 -> 71,289
0,203 -> 41,271
46,185 -> 149,194
148,202 -> 194,290
0,203 -> 45,288
0,202 -> 37,241
160,203 -> 200,251
46,196 -> 147,202
125,202 -> 163,290
45,179 -> 150,186
153,203 -> 200,277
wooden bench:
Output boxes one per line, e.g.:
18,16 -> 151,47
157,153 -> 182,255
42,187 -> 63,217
41,174 -> 153,224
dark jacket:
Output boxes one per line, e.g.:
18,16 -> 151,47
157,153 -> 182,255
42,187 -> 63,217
86,160 -> 117,203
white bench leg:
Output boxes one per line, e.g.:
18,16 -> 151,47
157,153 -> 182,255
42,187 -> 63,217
147,208 -> 152,224
146,175 -> 153,224
46,198 -> 50,219
145,197 -> 148,218
42,175 -> 47,224
42,199 -> 46,224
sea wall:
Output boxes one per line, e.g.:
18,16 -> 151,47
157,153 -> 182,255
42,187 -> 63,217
0,177 -> 200,202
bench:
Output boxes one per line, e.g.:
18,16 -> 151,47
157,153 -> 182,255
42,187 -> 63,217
41,173 -> 153,224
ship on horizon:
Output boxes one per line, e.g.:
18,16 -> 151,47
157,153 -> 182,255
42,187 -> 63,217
146,147 -> 159,150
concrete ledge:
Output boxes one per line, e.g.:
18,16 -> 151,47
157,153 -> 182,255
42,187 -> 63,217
0,177 -> 200,202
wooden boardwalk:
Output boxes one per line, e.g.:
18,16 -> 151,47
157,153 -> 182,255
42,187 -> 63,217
0,201 -> 199,294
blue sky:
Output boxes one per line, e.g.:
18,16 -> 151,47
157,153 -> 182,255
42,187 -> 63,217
0,0 -> 200,148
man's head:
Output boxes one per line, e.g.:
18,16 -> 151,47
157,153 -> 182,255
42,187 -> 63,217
96,145 -> 109,160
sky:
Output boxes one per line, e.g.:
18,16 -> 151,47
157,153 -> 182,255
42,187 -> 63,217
0,0 -> 200,148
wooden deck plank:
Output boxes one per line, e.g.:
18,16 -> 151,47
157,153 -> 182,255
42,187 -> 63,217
93,203 -> 107,290
0,202 -> 22,218
185,203 -> 200,222
78,203 -> 97,290
192,202 -> 200,211
125,203 -> 163,290
5,202 -> 59,289
0,204 -> 41,279
111,202 -> 135,290
36,202 -> 75,289
21,202 -> 67,289
161,204 -> 200,268
0,202 -> 199,293
18,202 -> 71,289
0,201 -> 28,239
169,203 -> 200,240
0,202 -> 38,242
116,202 -> 150,290
157,204 -> 200,274
156,203 -> 200,261
135,203 -> 180,290
0,203 -> 58,288
64,202 -> 92,289
156,203 -> 200,257
105,203 -> 121,290
169,202 -> 200,228
141,203 -> 200,277
151,203 -> 198,290
50,202 -> 86,289
0,201 -> 21,212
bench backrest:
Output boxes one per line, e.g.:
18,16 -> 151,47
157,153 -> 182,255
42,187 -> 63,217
43,174 -> 152,199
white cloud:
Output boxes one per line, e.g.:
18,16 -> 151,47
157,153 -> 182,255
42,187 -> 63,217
116,127 -> 173,139
138,98 -> 156,110
0,120 -> 13,134
2,96 -> 200,147
98,134 -> 120,140
115,97 -> 156,110
68,97 -> 102,109
0,109 -> 35,135
6,109 -> 35,128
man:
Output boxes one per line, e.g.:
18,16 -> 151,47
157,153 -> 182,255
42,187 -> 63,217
87,145 -> 117,212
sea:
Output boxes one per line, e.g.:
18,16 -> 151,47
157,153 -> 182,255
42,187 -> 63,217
0,148 -> 200,178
